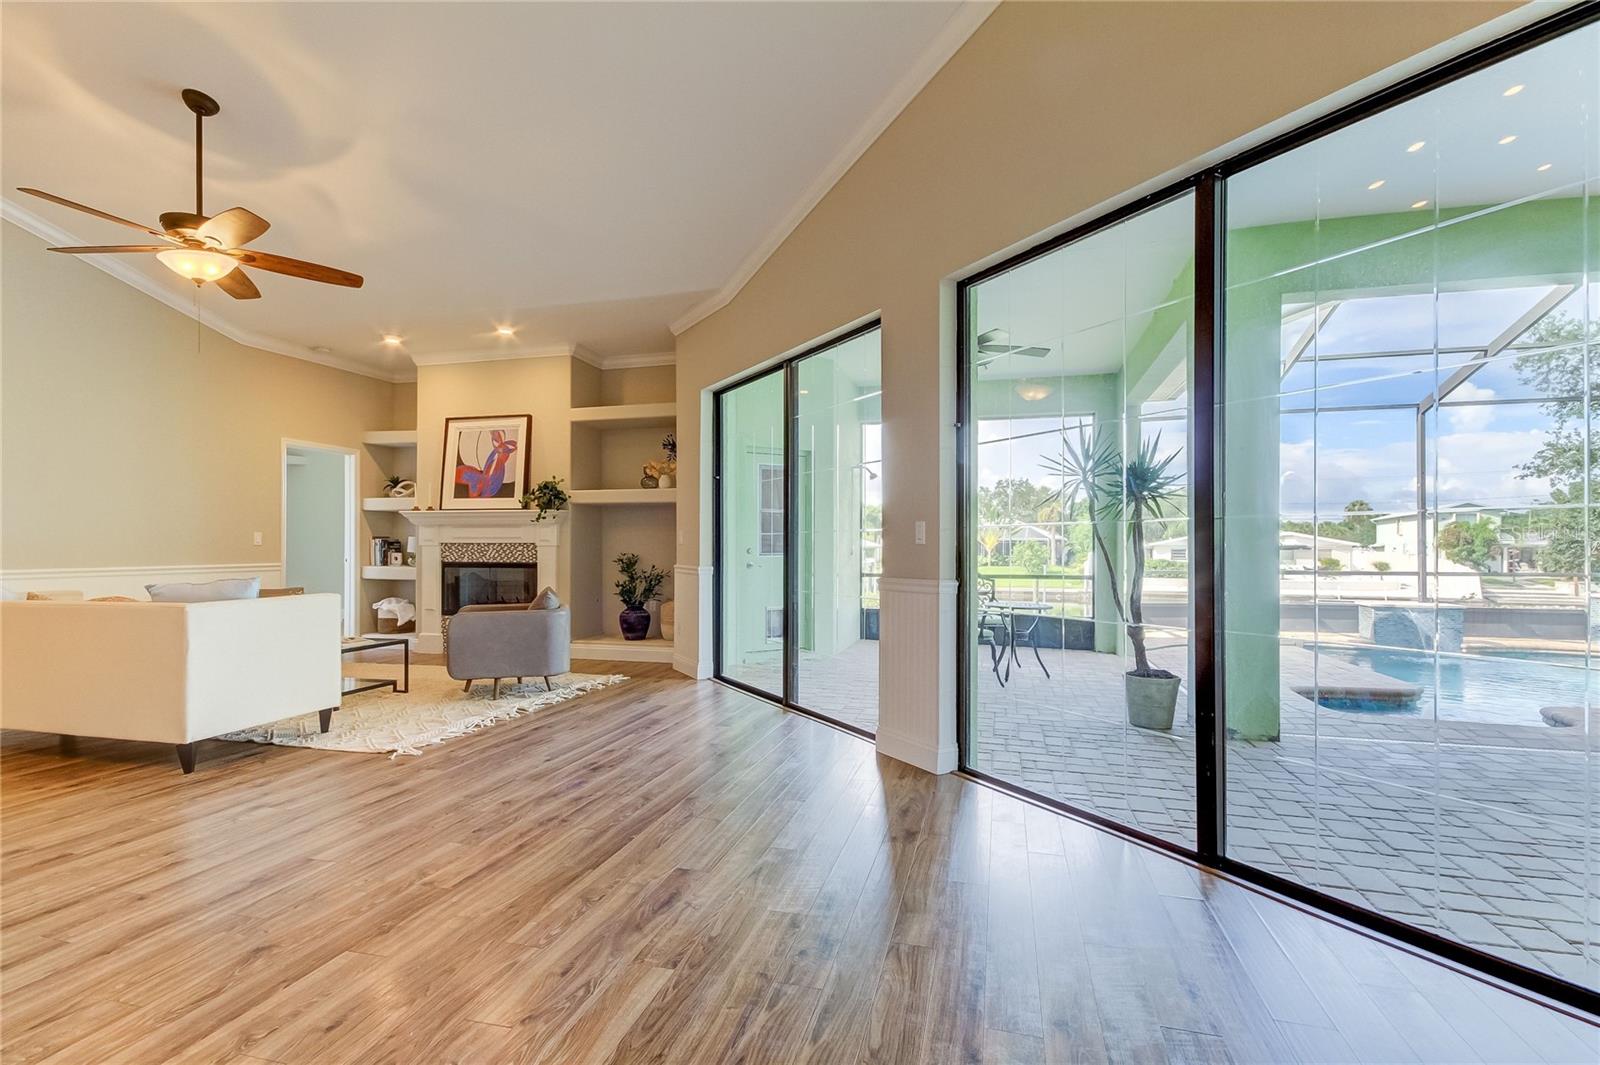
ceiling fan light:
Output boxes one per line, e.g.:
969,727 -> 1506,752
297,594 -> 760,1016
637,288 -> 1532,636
157,248 -> 238,282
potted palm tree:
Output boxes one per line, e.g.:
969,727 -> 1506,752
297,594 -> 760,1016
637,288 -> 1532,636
1043,428 -> 1184,729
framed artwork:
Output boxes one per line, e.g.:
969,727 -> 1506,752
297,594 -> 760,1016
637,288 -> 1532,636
440,414 -> 532,510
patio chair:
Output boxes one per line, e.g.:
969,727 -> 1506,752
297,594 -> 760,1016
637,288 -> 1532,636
975,577 -> 1009,687
1009,610 -> 1051,678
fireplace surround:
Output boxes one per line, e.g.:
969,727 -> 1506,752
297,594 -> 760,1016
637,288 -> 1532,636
402,511 -> 563,654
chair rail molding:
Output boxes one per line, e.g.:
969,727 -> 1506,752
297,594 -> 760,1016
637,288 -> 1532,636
0,562 -> 285,601
671,564 -> 714,679
875,576 -> 958,774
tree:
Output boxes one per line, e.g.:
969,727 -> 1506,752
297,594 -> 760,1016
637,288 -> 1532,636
1514,312 -> 1598,573
1372,560 -> 1392,573
1318,557 -> 1344,572
1010,540 -> 1048,574
1438,518 -> 1498,573
1043,429 -> 1183,677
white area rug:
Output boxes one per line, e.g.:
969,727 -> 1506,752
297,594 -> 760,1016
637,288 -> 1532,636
221,666 -> 627,758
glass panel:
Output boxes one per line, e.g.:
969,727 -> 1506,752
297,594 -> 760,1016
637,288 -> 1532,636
965,192 -> 1196,848
717,369 -> 786,699
793,326 -> 883,734
1221,19 -> 1597,991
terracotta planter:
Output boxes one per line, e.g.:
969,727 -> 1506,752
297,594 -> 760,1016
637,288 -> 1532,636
619,607 -> 651,641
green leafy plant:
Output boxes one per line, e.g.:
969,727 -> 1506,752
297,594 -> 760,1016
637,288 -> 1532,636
1318,556 -> 1344,572
1041,428 -> 1183,678
614,552 -> 668,610
1372,560 -> 1392,573
519,476 -> 570,520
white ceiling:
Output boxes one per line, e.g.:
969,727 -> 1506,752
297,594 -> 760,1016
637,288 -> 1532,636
1,1 -> 979,380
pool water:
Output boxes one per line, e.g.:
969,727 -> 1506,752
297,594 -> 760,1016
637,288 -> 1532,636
1317,646 -> 1595,727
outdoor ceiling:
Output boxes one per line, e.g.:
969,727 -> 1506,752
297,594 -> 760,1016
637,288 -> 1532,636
0,1 -> 972,379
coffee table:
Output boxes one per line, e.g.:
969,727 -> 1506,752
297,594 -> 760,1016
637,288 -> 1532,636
327,636 -> 411,731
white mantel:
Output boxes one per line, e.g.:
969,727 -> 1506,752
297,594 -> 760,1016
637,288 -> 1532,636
402,509 -> 564,654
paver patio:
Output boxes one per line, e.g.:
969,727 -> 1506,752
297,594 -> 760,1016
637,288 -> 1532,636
728,636 -> 1596,986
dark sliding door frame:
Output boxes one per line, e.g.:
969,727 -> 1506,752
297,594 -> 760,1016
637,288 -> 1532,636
954,0 -> 1600,1016
713,319 -> 884,741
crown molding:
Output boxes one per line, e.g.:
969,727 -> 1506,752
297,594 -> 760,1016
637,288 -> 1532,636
669,0 -> 998,337
601,350 -> 675,369
409,342 -> 580,368
408,343 -> 673,371
2,197 -> 412,384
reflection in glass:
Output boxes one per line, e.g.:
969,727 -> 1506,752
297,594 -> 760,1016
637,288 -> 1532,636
717,371 -> 786,699
1221,20 -> 1596,991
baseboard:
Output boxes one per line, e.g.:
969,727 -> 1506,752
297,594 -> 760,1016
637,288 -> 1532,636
672,652 -> 712,679
875,724 -> 958,775
0,562 -> 284,600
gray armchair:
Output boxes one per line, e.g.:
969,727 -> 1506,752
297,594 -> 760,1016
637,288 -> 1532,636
445,604 -> 571,697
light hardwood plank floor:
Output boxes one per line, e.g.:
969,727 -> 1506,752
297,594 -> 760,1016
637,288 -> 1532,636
2,657 -> 1594,1064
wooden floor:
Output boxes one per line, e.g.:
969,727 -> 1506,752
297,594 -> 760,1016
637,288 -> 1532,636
2,659 -> 1594,1064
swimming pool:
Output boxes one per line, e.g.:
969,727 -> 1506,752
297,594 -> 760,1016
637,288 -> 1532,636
1314,646 -> 1595,727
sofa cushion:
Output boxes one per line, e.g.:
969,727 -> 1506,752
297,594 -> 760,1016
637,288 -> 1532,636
146,577 -> 261,603
529,586 -> 561,611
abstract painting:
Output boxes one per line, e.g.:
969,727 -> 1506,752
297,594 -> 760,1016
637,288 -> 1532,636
440,414 -> 532,510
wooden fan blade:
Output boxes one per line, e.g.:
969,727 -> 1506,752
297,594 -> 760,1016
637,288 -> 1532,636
17,188 -> 169,239
215,267 -> 260,300
46,245 -> 171,254
198,207 -> 269,248
230,249 -> 362,288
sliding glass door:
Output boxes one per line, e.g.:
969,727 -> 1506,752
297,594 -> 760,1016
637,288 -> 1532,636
717,369 -> 786,700
956,9 -> 1597,1008
716,325 -> 884,735
961,193 -> 1197,847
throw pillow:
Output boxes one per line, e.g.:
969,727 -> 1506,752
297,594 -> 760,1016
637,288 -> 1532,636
88,596 -> 140,603
528,586 -> 561,610
25,590 -> 85,601
146,577 -> 261,603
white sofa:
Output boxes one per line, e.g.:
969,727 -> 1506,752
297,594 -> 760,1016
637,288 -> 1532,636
1,594 -> 343,772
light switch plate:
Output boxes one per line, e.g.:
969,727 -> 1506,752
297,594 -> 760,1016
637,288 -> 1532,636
914,520 -> 926,545
253,531 -> 263,546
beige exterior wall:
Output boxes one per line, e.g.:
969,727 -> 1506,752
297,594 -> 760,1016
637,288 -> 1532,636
672,0 -> 1522,746
1,222 -> 398,571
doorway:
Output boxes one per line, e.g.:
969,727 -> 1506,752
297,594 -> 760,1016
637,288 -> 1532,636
282,440 -> 358,635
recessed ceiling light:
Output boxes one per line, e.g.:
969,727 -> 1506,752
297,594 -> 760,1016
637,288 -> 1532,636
381,334 -> 403,346
1497,134 -> 1517,145
495,325 -> 516,337
1503,84 -> 1525,97
1536,162 -> 1553,172
1367,179 -> 1386,190
1411,199 -> 1430,210
1406,141 -> 1426,153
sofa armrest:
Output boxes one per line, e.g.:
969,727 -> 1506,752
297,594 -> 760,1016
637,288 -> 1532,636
182,594 -> 343,740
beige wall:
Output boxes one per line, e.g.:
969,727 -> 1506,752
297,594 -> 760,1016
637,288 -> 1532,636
1,221 -> 400,571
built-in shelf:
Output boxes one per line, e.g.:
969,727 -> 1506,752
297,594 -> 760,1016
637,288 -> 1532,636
568,488 -> 676,506
362,430 -> 419,447
570,633 -> 674,663
568,402 -> 677,430
364,496 -> 417,512
362,565 -> 416,581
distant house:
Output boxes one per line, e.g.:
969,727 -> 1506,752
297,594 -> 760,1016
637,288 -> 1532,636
1370,505 -> 1541,573
1274,530 -> 1360,570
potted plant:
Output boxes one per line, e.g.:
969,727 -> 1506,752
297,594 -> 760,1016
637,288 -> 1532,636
519,476 -> 569,520
1043,428 -> 1184,730
613,552 -> 668,640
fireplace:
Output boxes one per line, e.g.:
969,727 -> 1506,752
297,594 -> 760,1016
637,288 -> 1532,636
442,562 -> 537,616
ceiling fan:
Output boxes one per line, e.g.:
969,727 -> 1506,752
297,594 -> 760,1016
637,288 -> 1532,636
976,328 -> 1050,359
17,88 -> 362,300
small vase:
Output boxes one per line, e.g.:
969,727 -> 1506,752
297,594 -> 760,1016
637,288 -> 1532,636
619,607 -> 651,641
658,473 -> 675,489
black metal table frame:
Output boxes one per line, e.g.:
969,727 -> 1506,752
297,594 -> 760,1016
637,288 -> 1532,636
330,636 -> 411,731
